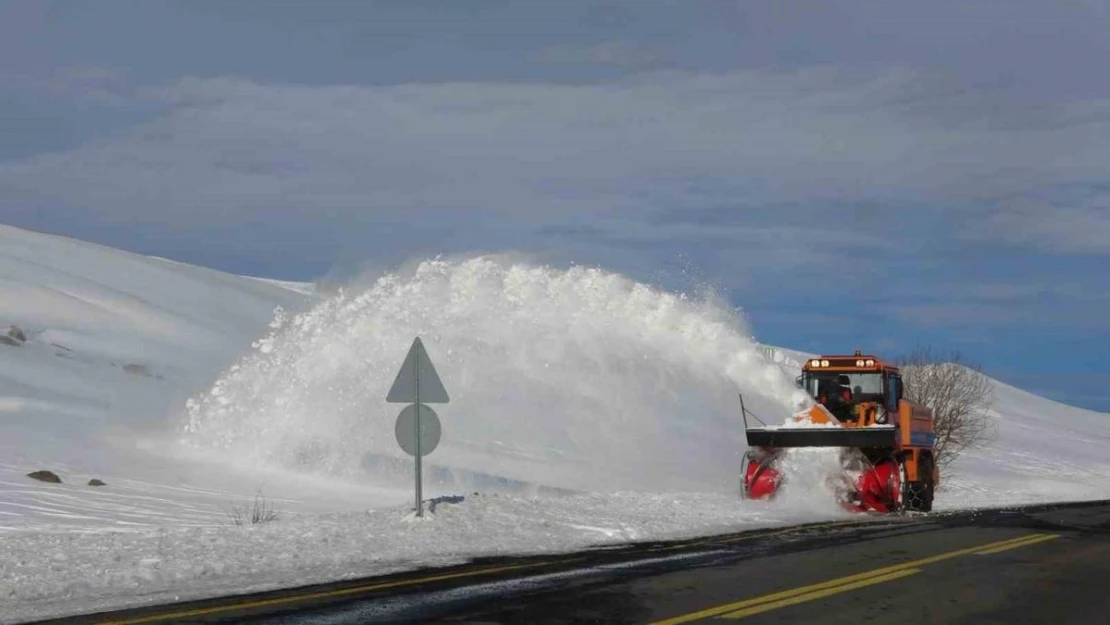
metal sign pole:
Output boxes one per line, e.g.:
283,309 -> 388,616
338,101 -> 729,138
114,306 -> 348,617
414,341 -> 423,518
387,336 -> 448,519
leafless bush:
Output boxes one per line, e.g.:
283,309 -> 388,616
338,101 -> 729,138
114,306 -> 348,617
896,345 -> 996,470
223,490 -> 280,526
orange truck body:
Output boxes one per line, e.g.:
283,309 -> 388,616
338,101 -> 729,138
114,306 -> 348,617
796,353 -> 938,485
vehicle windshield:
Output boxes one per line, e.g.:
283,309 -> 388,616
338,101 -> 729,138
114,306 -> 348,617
803,372 -> 884,400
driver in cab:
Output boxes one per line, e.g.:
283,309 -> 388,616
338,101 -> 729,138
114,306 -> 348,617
817,375 -> 855,421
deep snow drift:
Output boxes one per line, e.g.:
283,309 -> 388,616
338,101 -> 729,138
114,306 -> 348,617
1,224 -> 1108,622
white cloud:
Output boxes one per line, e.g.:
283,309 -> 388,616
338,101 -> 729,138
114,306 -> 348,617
981,199 -> 1110,254
1,69 -> 1109,259
537,41 -> 663,68
0,66 -> 135,104
886,301 -> 1107,331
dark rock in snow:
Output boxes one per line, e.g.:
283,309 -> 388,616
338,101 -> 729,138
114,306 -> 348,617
27,470 -> 62,484
123,363 -> 152,376
427,494 -> 466,513
88,479 -> 107,487
121,363 -> 164,379
2,325 -> 27,347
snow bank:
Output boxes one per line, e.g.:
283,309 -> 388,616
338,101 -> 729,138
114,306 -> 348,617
937,378 -> 1110,509
0,492 -> 850,623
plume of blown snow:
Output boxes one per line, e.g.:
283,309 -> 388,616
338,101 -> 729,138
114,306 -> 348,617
179,256 -> 812,493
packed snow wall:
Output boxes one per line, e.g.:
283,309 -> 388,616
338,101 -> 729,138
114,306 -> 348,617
179,256 -> 812,493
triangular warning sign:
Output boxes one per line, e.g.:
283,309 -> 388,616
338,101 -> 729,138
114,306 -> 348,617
386,337 -> 449,403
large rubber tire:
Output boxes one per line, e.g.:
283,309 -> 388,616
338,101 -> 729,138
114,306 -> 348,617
902,455 -> 935,513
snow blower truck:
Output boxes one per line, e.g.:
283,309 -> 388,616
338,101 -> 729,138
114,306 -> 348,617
740,351 -> 939,513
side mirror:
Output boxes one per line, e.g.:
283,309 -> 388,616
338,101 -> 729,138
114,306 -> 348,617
795,375 -> 804,389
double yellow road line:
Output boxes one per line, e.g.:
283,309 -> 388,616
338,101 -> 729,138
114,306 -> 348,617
86,520 -> 865,624
94,558 -> 580,625
91,528 -> 1059,625
652,532 -> 1061,623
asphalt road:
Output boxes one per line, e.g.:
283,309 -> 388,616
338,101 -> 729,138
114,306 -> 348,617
27,500 -> 1110,625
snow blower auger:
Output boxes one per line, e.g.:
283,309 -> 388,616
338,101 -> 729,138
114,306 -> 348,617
740,351 -> 939,514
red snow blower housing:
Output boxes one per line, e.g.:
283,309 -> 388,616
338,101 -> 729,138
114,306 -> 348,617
741,351 -> 939,513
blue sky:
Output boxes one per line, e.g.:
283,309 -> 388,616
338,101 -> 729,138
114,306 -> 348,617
1,1 -> 1107,410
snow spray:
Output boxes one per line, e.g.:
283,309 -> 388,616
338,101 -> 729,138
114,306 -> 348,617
180,256 -> 812,493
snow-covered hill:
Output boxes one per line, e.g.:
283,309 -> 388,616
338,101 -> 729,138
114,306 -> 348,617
0,226 -> 423,531
1,224 -> 1107,623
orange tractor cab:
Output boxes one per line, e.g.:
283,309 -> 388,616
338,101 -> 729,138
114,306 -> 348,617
741,351 -> 939,513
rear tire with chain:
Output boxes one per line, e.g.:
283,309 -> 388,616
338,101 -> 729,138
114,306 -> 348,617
902,454 -> 934,513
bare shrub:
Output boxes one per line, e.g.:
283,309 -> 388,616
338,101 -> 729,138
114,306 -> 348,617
896,345 -> 996,470
223,490 -> 280,526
